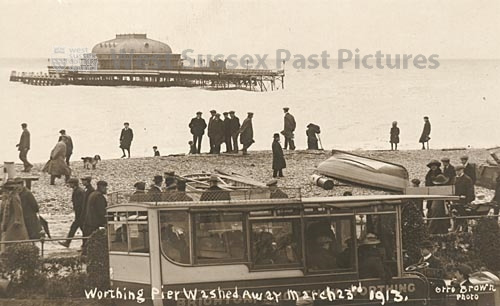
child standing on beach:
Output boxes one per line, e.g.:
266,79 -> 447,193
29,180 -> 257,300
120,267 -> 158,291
390,121 -> 400,151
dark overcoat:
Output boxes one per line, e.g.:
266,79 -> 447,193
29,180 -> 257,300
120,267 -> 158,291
189,117 -> 207,136
443,165 -> 457,185
211,118 -> 225,144
239,118 -> 254,145
0,190 -> 29,248
390,127 -> 400,144
18,129 -> 30,151
455,174 -> 475,204
428,200 -> 450,234
419,121 -> 431,143
207,116 -> 215,138
272,140 -> 286,170
72,187 -> 85,225
120,128 -> 133,149
283,113 -> 296,138
464,163 -> 477,184
229,116 -> 241,135
84,191 -> 107,229
18,187 -> 41,239
425,168 -> 442,186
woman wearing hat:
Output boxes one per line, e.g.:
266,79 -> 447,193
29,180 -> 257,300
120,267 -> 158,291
428,174 -> 451,234
390,121 -> 400,151
424,160 -> 443,216
358,233 -> 389,280
272,133 -> 286,178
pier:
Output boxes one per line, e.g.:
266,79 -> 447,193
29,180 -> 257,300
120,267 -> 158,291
10,67 -> 284,91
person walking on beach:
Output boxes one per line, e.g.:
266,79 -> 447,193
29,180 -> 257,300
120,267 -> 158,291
239,112 -> 255,155
42,138 -> 71,185
207,110 -> 217,154
188,111 -> 207,154
83,180 -> 108,237
119,122 -> 133,158
441,157 -> 456,185
59,129 -> 73,165
419,116 -> 431,150
272,133 -> 286,178
282,107 -> 296,150
59,178 -> 85,248
229,111 -> 240,153
390,121 -> 400,151
223,112 -> 232,153
306,123 -> 321,150
80,176 -> 94,247
16,123 -> 33,172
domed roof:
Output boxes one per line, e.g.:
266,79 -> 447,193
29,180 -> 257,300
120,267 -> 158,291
92,34 -> 173,54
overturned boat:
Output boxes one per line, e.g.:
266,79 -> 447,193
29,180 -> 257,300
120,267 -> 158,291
317,150 -> 409,192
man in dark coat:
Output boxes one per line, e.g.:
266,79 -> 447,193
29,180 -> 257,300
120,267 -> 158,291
460,155 -> 477,184
229,111 -> 240,153
120,122 -> 133,158
18,183 -> 42,239
454,165 -> 475,231
282,107 -> 296,150
272,133 -> 286,178
188,111 -> 207,154
419,116 -> 431,150
441,157 -> 456,185
200,176 -> 231,201
306,123 -> 321,150
80,176 -> 95,242
59,178 -> 85,247
223,112 -> 232,153
418,240 -> 444,273
83,181 -> 108,236
59,129 -> 73,165
17,123 -> 33,172
207,110 -> 217,154
211,113 -> 225,154
239,112 -> 255,155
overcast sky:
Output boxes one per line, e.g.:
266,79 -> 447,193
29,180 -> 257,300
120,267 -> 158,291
0,0 -> 498,59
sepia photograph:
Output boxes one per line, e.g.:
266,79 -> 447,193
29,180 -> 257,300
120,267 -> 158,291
0,0 -> 499,305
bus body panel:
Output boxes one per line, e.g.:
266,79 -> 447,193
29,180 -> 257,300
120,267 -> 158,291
110,253 -> 151,284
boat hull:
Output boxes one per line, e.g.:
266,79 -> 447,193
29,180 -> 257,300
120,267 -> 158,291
317,150 -> 409,192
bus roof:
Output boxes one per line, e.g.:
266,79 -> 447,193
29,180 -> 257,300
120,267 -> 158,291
107,194 -> 458,211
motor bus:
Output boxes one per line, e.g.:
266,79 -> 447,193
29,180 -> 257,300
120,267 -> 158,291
106,190 -> 462,306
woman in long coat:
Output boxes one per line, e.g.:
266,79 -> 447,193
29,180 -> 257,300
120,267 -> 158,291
0,182 -> 29,252
424,159 -> 442,214
272,133 -> 286,178
43,139 -> 71,185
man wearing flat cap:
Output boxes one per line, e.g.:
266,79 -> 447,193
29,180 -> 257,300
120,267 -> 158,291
272,133 -> 286,178
83,180 -> 108,237
129,181 -> 146,202
149,175 -> 163,193
229,111 -> 240,153
189,111 -> 207,154
267,179 -> 288,199
419,116 -> 431,150
282,107 -> 296,150
59,178 -> 85,247
207,110 -> 217,154
239,112 -> 255,155
164,171 -> 177,191
460,155 -> 477,185
59,129 -> 74,166
441,157 -> 456,185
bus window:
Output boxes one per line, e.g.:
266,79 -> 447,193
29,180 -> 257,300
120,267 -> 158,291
356,213 -> 397,279
129,223 -> 149,253
305,217 -> 354,272
194,212 -> 245,262
108,223 -> 128,252
251,220 -> 301,267
160,211 -> 190,264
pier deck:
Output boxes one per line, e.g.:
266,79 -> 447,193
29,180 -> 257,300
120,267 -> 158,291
10,67 -> 285,91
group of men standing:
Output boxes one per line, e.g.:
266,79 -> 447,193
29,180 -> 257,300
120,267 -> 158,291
189,110 -> 255,155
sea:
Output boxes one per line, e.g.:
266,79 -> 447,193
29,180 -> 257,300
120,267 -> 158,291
0,58 -> 499,163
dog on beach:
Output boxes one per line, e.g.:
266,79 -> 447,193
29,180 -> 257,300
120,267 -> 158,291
81,155 -> 101,170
